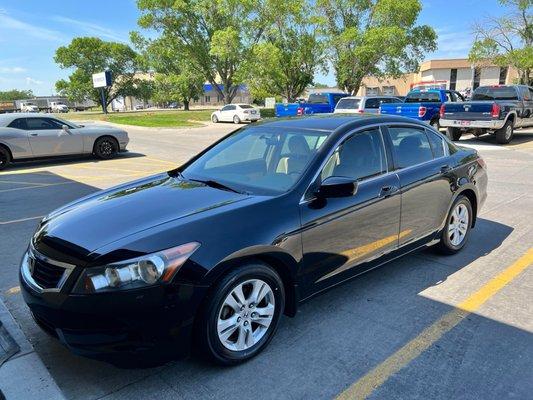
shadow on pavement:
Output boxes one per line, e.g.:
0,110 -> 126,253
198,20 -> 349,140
4,152 -> 147,172
1,171 -> 530,400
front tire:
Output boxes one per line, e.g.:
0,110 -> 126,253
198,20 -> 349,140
93,137 -> 118,160
0,146 -> 11,170
196,262 -> 285,365
446,127 -> 462,141
212,114 -> 219,123
435,195 -> 473,255
495,119 -> 514,144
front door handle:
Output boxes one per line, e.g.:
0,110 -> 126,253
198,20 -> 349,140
379,185 -> 399,198
29,133 -> 38,136
440,165 -> 451,173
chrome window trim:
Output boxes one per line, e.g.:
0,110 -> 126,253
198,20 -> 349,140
299,122 -> 452,204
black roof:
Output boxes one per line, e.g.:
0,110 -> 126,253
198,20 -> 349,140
256,114 -> 429,132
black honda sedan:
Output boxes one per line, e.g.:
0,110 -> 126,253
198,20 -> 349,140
20,115 -> 487,366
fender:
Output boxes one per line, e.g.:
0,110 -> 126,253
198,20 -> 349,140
202,245 -> 301,317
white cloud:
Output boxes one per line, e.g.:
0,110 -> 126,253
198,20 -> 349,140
26,77 -> 43,85
0,66 -> 26,73
430,27 -> 473,59
52,16 -> 127,42
0,14 -> 63,42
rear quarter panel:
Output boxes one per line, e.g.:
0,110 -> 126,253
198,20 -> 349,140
0,128 -> 33,159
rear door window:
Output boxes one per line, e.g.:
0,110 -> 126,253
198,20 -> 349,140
387,126 -> 434,168
426,130 -> 447,158
307,94 -> 328,104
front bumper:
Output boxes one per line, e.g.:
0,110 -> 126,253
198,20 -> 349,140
440,118 -> 505,130
20,253 -> 207,367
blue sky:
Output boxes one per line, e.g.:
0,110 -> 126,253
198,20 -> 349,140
0,0 -> 512,95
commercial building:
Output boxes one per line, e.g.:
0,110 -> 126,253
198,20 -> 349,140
356,58 -> 519,96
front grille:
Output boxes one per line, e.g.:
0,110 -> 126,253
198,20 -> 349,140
31,257 -> 66,289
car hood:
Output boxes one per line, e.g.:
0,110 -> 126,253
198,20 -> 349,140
34,174 -> 250,257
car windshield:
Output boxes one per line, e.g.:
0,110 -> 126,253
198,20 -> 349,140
336,98 -> 360,109
472,86 -> 518,101
404,92 -> 441,103
181,126 -> 330,195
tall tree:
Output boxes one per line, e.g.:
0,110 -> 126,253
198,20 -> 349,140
131,33 -> 204,110
0,89 -> 34,101
242,1 -> 326,102
469,0 -> 532,85
317,0 -> 437,94
135,0 -> 269,104
54,37 -> 141,109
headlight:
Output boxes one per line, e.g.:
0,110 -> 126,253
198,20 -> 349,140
73,242 -> 200,293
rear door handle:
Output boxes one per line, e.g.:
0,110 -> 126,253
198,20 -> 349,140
379,185 -> 399,198
29,133 -> 38,136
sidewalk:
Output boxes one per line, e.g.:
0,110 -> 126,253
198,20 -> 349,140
0,299 -> 64,400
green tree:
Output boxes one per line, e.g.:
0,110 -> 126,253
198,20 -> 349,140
242,2 -> 326,102
135,0 -> 270,104
131,34 -> 204,110
152,72 -> 204,110
0,89 -> 34,101
54,37 -> 141,109
469,0 -> 532,85
317,0 -> 437,94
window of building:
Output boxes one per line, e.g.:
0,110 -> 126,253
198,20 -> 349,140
366,87 -> 380,96
473,68 -> 481,90
499,67 -> 508,85
382,86 -> 395,96
205,96 -> 211,103
450,69 -> 457,91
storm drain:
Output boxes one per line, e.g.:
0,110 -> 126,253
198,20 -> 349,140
0,321 -> 20,367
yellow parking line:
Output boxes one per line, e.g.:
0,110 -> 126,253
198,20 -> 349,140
336,248 -> 533,400
0,179 -> 50,186
5,286 -> 20,295
73,164 -> 158,174
0,181 -> 75,194
144,157 -> 176,167
0,215 -> 44,225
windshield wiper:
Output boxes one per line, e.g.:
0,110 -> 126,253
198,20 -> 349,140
189,178 -> 247,194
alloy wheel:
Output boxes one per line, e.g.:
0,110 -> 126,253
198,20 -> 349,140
99,140 -> 114,157
448,203 -> 469,246
505,124 -> 512,141
217,279 -> 275,351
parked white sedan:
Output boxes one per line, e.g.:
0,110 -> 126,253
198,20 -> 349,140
211,104 -> 261,124
0,113 -> 129,170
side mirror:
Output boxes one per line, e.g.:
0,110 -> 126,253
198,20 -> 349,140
62,124 -> 70,132
317,176 -> 358,198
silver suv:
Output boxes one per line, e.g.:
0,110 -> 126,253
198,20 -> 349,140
334,96 -> 403,114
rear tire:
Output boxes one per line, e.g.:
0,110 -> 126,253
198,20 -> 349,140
446,127 -> 462,141
196,262 -> 285,365
0,146 -> 11,170
435,195 -> 473,255
233,115 -> 241,124
93,137 -> 118,160
430,118 -> 440,131
495,119 -> 514,144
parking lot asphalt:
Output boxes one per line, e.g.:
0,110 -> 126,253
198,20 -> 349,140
1,122 -> 532,400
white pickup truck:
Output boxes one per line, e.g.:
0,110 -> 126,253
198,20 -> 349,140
49,101 -> 69,113
19,101 -> 39,113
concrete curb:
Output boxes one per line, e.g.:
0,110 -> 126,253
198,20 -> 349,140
0,299 -> 65,400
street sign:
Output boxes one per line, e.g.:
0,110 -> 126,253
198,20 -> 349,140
92,71 -> 112,88
265,97 -> 276,109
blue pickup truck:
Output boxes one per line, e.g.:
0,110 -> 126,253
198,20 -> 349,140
379,89 -> 465,129
275,92 -> 348,117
